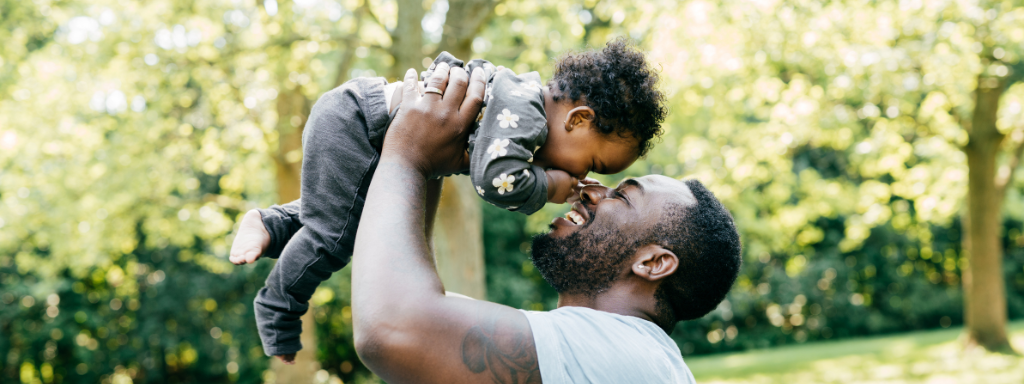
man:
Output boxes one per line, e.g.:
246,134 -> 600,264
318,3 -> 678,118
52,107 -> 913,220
351,64 -> 742,383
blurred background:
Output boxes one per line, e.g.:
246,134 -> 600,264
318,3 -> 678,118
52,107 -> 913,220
3,0 -> 1024,383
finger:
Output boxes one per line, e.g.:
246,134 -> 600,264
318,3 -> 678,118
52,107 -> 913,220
444,66 -> 469,108
566,189 -> 581,204
424,62 -> 450,100
460,67 -> 487,122
581,177 -> 602,185
401,68 -> 420,102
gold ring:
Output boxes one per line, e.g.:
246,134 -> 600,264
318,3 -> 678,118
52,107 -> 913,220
424,86 -> 444,96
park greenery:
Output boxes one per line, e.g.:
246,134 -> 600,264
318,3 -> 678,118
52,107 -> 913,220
686,320 -> 1024,383
3,0 -> 1024,383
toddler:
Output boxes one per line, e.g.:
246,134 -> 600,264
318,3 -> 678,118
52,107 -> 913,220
231,38 -> 667,362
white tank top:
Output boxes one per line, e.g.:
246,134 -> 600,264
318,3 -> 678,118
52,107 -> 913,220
522,306 -> 697,384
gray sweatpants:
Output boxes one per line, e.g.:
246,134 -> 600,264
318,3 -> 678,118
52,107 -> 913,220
253,76 -> 392,356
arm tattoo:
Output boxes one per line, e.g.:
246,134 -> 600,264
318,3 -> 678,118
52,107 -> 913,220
461,321 -> 541,384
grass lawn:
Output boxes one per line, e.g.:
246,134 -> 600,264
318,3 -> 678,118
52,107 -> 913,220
686,321 -> 1024,383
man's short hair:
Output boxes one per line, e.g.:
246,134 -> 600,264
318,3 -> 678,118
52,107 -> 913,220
654,179 -> 742,325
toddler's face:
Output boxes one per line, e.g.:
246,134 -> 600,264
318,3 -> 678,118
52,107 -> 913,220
535,127 -> 639,179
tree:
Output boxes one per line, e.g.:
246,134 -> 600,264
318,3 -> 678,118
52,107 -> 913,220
646,0 -> 1024,352
430,0 -> 499,300
270,0 -> 500,378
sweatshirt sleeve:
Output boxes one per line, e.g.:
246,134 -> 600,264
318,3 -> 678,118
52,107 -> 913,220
469,69 -> 549,215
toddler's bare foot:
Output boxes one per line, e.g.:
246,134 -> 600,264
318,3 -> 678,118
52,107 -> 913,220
229,209 -> 271,265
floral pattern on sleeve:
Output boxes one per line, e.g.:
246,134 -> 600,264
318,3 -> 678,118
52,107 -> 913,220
493,173 -> 515,195
497,109 -> 519,128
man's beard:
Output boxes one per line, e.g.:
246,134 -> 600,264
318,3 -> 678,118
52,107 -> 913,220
530,224 -> 640,296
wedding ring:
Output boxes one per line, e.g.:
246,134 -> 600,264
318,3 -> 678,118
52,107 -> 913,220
424,86 -> 444,96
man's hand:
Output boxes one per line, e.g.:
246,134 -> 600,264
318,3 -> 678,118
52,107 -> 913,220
546,169 -> 579,204
383,63 -> 487,178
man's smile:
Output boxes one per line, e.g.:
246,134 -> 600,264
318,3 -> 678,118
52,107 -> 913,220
565,202 -> 591,226
551,201 -> 594,231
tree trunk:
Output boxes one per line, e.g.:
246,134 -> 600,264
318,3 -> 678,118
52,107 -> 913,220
390,0 -> 427,80
438,0 -> 498,60
434,176 -> 487,298
266,3 -> 498,381
429,0 -> 497,299
961,76 -> 1014,353
268,89 -> 321,383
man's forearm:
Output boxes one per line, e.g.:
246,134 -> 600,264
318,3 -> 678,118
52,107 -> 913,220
424,178 -> 443,245
352,160 -> 446,327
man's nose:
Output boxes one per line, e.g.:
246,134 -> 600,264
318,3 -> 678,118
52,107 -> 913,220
579,185 -> 610,204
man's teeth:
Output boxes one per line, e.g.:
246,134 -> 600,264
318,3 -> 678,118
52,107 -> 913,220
565,211 -> 585,225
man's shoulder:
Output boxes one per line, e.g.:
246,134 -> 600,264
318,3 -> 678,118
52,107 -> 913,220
522,307 -> 696,384
523,306 -> 671,344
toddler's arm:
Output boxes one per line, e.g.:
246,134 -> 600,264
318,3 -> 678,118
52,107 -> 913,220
469,69 -> 551,215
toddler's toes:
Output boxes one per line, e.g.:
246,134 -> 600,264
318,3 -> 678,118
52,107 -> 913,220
244,249 -> 262,264
229,251 -> 248,265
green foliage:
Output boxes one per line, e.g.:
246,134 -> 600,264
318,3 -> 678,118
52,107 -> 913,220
1,243 -> 272,383
6,0 -> 1024,382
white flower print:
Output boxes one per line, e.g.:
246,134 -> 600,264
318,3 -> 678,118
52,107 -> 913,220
486,85 -> 494,103
528,145 -> 539,163
523,169 -> 530,178
493,173 -> 516,195
476,106 -> 487,123
524,81 -> 541,92
510,90 -> 523,97
496,109 -> 519,128
476,186 -> 485,196
486,138 -> 510,160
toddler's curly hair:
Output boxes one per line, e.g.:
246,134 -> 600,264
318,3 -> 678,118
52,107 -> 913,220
549,38 -> 667,157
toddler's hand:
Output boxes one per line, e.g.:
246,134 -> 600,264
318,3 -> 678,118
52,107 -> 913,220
276,353 -> 296,365
566,177 -> 602,204
546,169 -> 579,204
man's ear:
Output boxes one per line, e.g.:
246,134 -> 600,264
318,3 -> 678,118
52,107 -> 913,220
563,106 -> 595,132
631,244 -> 678,282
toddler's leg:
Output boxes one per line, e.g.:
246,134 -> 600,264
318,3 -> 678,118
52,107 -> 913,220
254,78 -> 389,357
